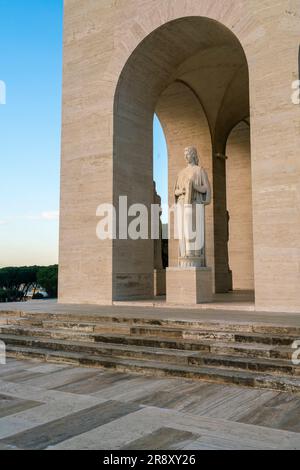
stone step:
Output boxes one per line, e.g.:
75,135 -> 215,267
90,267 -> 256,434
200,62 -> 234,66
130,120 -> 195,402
130,325 -> 236,340
0,322 -> 130,337
1,322 -> 237,341
209,341 -> 295,361
0,324 -> 296,361
4,317 -> 207,332
0,325 -> 96,342
4,311 -> 300,336
3,319 -> 298,347
6,344 -> 300,393
0,315 -> 23,325
1,333 -> 298,377
129,326 -> 300,345
234,332 -> 298,347
0,334 -> 194,365
0,311 -> 22,318
43,320 -> 131,334
92,330 -> 298,352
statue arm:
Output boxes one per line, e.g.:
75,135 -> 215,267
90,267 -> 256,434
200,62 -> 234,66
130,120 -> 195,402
193,182 -> 207,194
192,170 -> 211,203
202,170 -> 212,205
193,172 -> 207,193
174,179 -> 185,198
175,188 -> 185,196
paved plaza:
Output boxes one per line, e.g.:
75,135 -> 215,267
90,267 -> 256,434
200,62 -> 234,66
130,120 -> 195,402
0,357 -> 299,450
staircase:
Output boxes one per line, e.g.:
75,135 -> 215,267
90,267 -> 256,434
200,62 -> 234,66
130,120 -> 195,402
1,310 -> 300,392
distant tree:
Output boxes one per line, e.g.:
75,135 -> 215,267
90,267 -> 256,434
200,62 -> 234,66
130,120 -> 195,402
0,288 -> 22,302
0,264 -> 59,302
19,266 -> 39,298
0,266 -> 39,301
37,265 -> 58,298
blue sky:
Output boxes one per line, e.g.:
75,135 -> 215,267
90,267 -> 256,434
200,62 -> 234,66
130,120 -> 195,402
0,0 -> 168,267
153,115 -> 168,223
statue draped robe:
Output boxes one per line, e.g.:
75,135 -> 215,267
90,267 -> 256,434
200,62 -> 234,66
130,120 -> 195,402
174,165 -> 211,264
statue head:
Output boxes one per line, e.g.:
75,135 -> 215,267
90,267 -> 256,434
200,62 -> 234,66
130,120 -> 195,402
184,146 -> 199,166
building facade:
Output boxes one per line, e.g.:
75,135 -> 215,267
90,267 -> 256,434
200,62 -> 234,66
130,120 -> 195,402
59,0 -> 300,312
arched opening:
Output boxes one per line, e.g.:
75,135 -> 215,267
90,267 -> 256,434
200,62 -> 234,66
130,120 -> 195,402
113,16 -> 251,302
226,120 -> 254,294
155,81 -> 213,284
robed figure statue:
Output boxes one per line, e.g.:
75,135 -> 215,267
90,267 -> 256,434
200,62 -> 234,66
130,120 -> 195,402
174,146 -> 211,267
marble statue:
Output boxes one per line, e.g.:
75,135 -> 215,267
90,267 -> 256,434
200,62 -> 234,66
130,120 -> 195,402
174,146 -> 211,267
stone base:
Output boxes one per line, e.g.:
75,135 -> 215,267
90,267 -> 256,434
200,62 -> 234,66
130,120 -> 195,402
179,256 -> 205,268
154,269 -> 166,296
166,267 -> 213,304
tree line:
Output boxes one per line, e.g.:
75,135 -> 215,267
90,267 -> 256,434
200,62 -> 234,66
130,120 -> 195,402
0,265 -> 58,302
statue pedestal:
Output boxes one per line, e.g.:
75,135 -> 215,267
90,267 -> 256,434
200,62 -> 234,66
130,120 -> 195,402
166,267 -> 213,304
179,256 -> 205,268
154,269 -> 166,296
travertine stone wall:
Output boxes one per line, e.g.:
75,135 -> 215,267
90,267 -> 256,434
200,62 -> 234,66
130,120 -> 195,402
227,122 -> 254,290
60,0 -> 300,312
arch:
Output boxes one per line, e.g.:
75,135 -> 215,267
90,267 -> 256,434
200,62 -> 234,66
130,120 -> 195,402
226,120 -> 254,291
113,16 -> 250,300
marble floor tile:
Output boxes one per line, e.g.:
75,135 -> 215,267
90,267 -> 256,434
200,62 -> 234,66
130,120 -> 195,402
0,359 -> 299,450
91,377 -> 177,402
24,364 -> 70,374
160,408 -> 300,450
1,401 -> 140,449
237,393 -> 300,433
17,367 -> 100,389
2,370 -> 46,383
121,427 -> 198,450
0,395 -> 107,431
49,408 -> 164,450
0,394 -> 42,419
0,379 -> 106,406
53,370 -> 140,394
